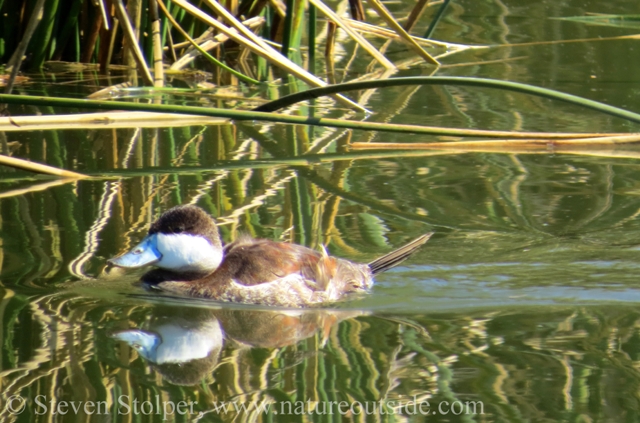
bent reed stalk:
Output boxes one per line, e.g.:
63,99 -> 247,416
253,76 -> 640,125
1,91 -> 638,139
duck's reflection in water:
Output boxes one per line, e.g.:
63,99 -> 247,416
112,309 -> 224,386
111,306 -> 357,386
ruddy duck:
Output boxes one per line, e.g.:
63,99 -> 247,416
109,205 -> 431,307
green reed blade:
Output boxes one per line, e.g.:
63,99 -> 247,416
161,0 -> 170,45
290,154 -> 312,245
0,0 -> 20,62
308,3 -> 317,74
28,0 -> 60,69
424,0 -> 450,39
5,85 -> 640,137
281,0 -> 295,57
290,0 -> 305,53
262,1 -> 272,38
45,127 -> 64,170
74,19 -> 80,62
253,76 -> 640,125
142,0 -> 153,64
4,0 -> 45,93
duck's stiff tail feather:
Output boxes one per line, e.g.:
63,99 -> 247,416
367,233 -> 433,275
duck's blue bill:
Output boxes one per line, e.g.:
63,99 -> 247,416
111,329 -> 159,360
109,234 -> 161,268
111,329 -> 156,345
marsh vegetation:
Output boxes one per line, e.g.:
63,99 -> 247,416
1,0 -> 640,422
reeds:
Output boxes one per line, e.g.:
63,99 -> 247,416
3,71 -> 640,177
1,0 -> 446,90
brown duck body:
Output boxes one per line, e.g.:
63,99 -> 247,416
109,205 -> 431,308
142,237 -> 373,307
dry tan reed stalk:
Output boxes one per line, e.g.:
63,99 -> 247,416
238,19 -> 266,63
495,33 -> 640,49
268,0 -> 286,17
0,112 -> 228,131
150,0 -> 165,87
326,22 -> 337,69
0,179 -> 76,199
0,155 -> 89,178
169,17 -> 264,70
350,141 -> 640,161
561,150 -> 640,160
350,55 -> 526,82
168,28 -> 215,50
96,0 -> 110,30
350,134 -> 640,151
365,0 -> 439,65
106,19 -> 120,69
346,18 -> 480,51
440,56 -> 528,68
173,0 -> 368,112
365,129 -> 636,139
309,0 -> 396,69
113,0 -> 154,85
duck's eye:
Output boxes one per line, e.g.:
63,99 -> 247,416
133,248 -> 143,254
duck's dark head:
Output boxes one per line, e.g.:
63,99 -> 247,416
109,205 -> 223,272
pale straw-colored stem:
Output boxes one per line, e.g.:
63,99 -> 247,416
173,0 -> 368,112
113,0 -> 154,85
309,0 -> 396,70
365,0 -> 439,65
0,155 -> 89,179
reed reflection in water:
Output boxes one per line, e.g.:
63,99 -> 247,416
0,286 -> 639,422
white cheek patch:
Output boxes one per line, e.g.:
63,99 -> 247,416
153,321 -> 223,364
155,233 -> 222,272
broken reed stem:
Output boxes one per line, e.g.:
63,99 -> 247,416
173,0 -> 367,112
309,0 -> 396,69
365,0 -> 439,65
326,22 -> 337,63
157,0 -> 260,83
0,154 -> 89,179
167,16 -> 264,72
0,112 -> 227,131
346,18 -> 476,50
